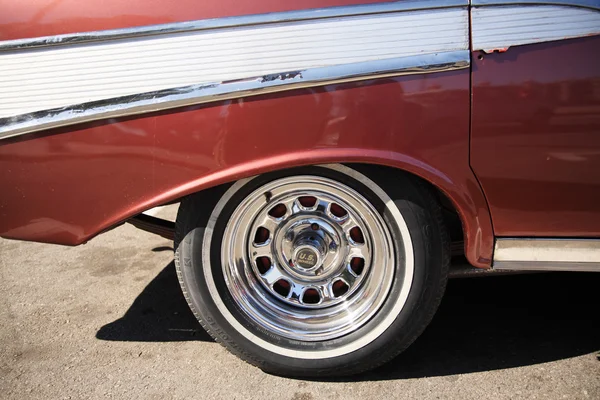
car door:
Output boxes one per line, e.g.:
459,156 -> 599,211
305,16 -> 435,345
470,1 -> 600,237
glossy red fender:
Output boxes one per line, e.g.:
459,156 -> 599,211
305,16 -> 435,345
0,71 -> 494,268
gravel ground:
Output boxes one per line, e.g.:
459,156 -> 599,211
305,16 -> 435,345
1,205 -> 598,399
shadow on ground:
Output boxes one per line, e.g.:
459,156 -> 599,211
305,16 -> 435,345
97,263 -> 600,380
96,261 -> 213,342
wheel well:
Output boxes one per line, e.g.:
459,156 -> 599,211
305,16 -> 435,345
163,163 -> 466,252
347,164 -> 465,250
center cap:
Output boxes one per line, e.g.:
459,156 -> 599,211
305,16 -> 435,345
293,246 -> 320,270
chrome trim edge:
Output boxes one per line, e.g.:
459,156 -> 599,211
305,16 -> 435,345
0,0 -> 467,51
493,238 -> 600,272
472,0 -> 600,11
494,261 -> 600,272
0,50 -> 469,141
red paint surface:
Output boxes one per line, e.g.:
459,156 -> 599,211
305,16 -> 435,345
0,0 -> 387,41
0,71 -> 494,267
471,37 -> 600,236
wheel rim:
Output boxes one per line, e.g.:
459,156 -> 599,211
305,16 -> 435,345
222,175 -> 396,341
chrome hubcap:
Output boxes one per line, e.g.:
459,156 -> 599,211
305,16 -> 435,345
253,206 -> 371,308
222,175 -> 395,341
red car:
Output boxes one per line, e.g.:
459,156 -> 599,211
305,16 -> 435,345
1,0 -> 599,377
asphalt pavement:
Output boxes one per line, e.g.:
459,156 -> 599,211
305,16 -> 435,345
1,205 -> 598,399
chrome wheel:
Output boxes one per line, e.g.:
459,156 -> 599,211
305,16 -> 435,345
222,175 -> 396,341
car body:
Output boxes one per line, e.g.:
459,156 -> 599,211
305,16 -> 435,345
1,0 -> 599,376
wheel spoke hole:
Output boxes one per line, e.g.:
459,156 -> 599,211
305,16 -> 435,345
255,256 -> 271,274
349,226 -> 365,244
332,280 -> 349,297
273,279 -> 291,297
302,288 -> 321,304
253,227 -> 270,245
330,203 -> 348,219
350,257 -> 365,275
268,203 -> 287,218
298,196 -> 317,208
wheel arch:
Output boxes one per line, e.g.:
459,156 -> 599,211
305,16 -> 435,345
111,149 -> 492,268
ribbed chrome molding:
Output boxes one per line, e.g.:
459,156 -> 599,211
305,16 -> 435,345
472,3 -> 600,52
0,1 -> 470,140
472,0 -> 600,11
494,238 -> 600,272
0,51 -> 469,141
0,0 -> 467,51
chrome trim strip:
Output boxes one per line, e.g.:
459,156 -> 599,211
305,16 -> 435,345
493,238 -> 600,272
472,0 -> 600,11
0,51 -> 469,141
0,0 -> 467,51
471,4 -> 600,52
0,8 -> 468,119
494,261 -> 600,272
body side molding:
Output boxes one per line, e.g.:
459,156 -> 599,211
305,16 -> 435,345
0,52 -> 469,140
0,3 -> 469,140
471,2 -> 600,52
0,0 -> 468,51
494,239 -> 600,272
4,1 -> 599,138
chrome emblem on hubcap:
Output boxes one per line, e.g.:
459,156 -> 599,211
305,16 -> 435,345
293,247 -> 319,270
